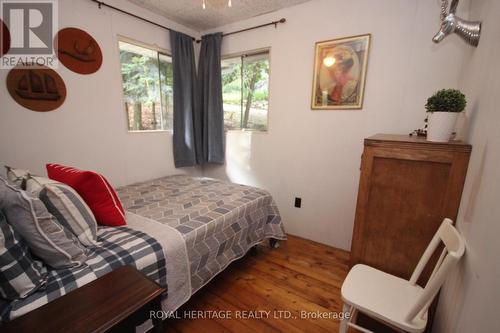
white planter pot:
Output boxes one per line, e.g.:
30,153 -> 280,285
427,112 -> 459,142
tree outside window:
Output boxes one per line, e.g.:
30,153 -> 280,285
221,50 -> 270,131
119,41 -> 173,131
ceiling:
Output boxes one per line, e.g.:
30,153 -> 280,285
128,0 -> 312,31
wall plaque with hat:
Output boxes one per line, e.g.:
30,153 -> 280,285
56,27 -> 102,74
1,19 -> 10,57
7,64 -> 67,112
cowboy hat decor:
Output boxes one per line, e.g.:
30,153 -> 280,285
56,27 -> 103,74
7,64 -> 67,112
1,19 -> 11,57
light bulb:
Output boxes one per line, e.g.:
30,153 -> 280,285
323,56 -> 336,67
228,0 -> 232,7
202,0 -> 206,9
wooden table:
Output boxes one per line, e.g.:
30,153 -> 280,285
2,266 -> 166,333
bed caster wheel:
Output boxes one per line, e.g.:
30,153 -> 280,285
270,239 -> 280,249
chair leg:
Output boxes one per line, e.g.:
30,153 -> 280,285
350,305 -> 358,325
339,303 -> 350,333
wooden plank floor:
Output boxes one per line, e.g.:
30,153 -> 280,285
163,234 -> 352,332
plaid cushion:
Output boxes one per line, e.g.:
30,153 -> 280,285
26,176 -> 98,247
0,210 -> 48,300
1,225 -> 167,321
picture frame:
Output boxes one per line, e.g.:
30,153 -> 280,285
311,34 -> 371,110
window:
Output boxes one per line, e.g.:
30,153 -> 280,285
221,50 -> 270,131
119,40 -> 173,131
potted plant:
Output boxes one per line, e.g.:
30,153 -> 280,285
425,89 -> 466,142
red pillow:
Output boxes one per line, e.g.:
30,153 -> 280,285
46,164 -> 126,226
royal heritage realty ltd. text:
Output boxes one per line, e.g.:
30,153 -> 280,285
150,310 -> 350,320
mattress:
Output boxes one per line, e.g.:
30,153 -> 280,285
117,175 -> 287,293
1,175 -> 286,324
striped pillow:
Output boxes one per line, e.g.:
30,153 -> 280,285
25,176 -> 99,247
0,210 -> 48,300
0,178 -> 87,269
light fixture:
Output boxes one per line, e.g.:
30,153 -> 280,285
323,56 -> 336,67
202,0 -> 233,9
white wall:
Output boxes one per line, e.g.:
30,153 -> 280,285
434,0 -> 500,331
0,0 -> 201,187
202,0 -> 469,250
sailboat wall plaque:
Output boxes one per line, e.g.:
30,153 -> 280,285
56,27 -> 102,74
7,65 -> 67,112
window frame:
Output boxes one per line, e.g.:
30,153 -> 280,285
221,47 -> 272,133
117,35 -> 174,134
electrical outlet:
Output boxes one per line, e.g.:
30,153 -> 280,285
294,197 -> 302,208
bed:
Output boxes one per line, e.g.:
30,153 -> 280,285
1,175 -> 286,322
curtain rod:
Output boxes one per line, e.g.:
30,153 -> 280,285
90,0 -> 197,41
90,0 -> 286,44
197,18 -> 287,43
224,18 -> 286,38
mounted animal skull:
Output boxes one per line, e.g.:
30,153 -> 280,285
433,0 -> 481,47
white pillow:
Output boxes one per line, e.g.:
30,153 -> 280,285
4,166 -> 30,186
0,178 -> 88,268
0,164 -> 7,180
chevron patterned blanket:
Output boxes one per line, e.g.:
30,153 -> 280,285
117,175 -> 286,293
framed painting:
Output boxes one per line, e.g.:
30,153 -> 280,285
311,34 -> 371,110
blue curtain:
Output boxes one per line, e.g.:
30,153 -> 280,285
197,32 -> 225,165
170,31 -> 225,167
170,30 -> 198,167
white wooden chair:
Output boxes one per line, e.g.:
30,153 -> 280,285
340,218 -> 465,333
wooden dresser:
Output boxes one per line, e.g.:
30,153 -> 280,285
351,134 -> 471,283
350,134 -> 471,331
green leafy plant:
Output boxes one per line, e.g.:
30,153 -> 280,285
425,89 -> 467,113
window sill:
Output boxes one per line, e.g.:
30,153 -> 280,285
127,130 -> 173,134
225,129 -> 268,133
126,129 -> 267,134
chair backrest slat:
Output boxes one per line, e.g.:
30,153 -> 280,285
427,248 -> 448,284
409,229 -> 442,285
405,218 -> 465,322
